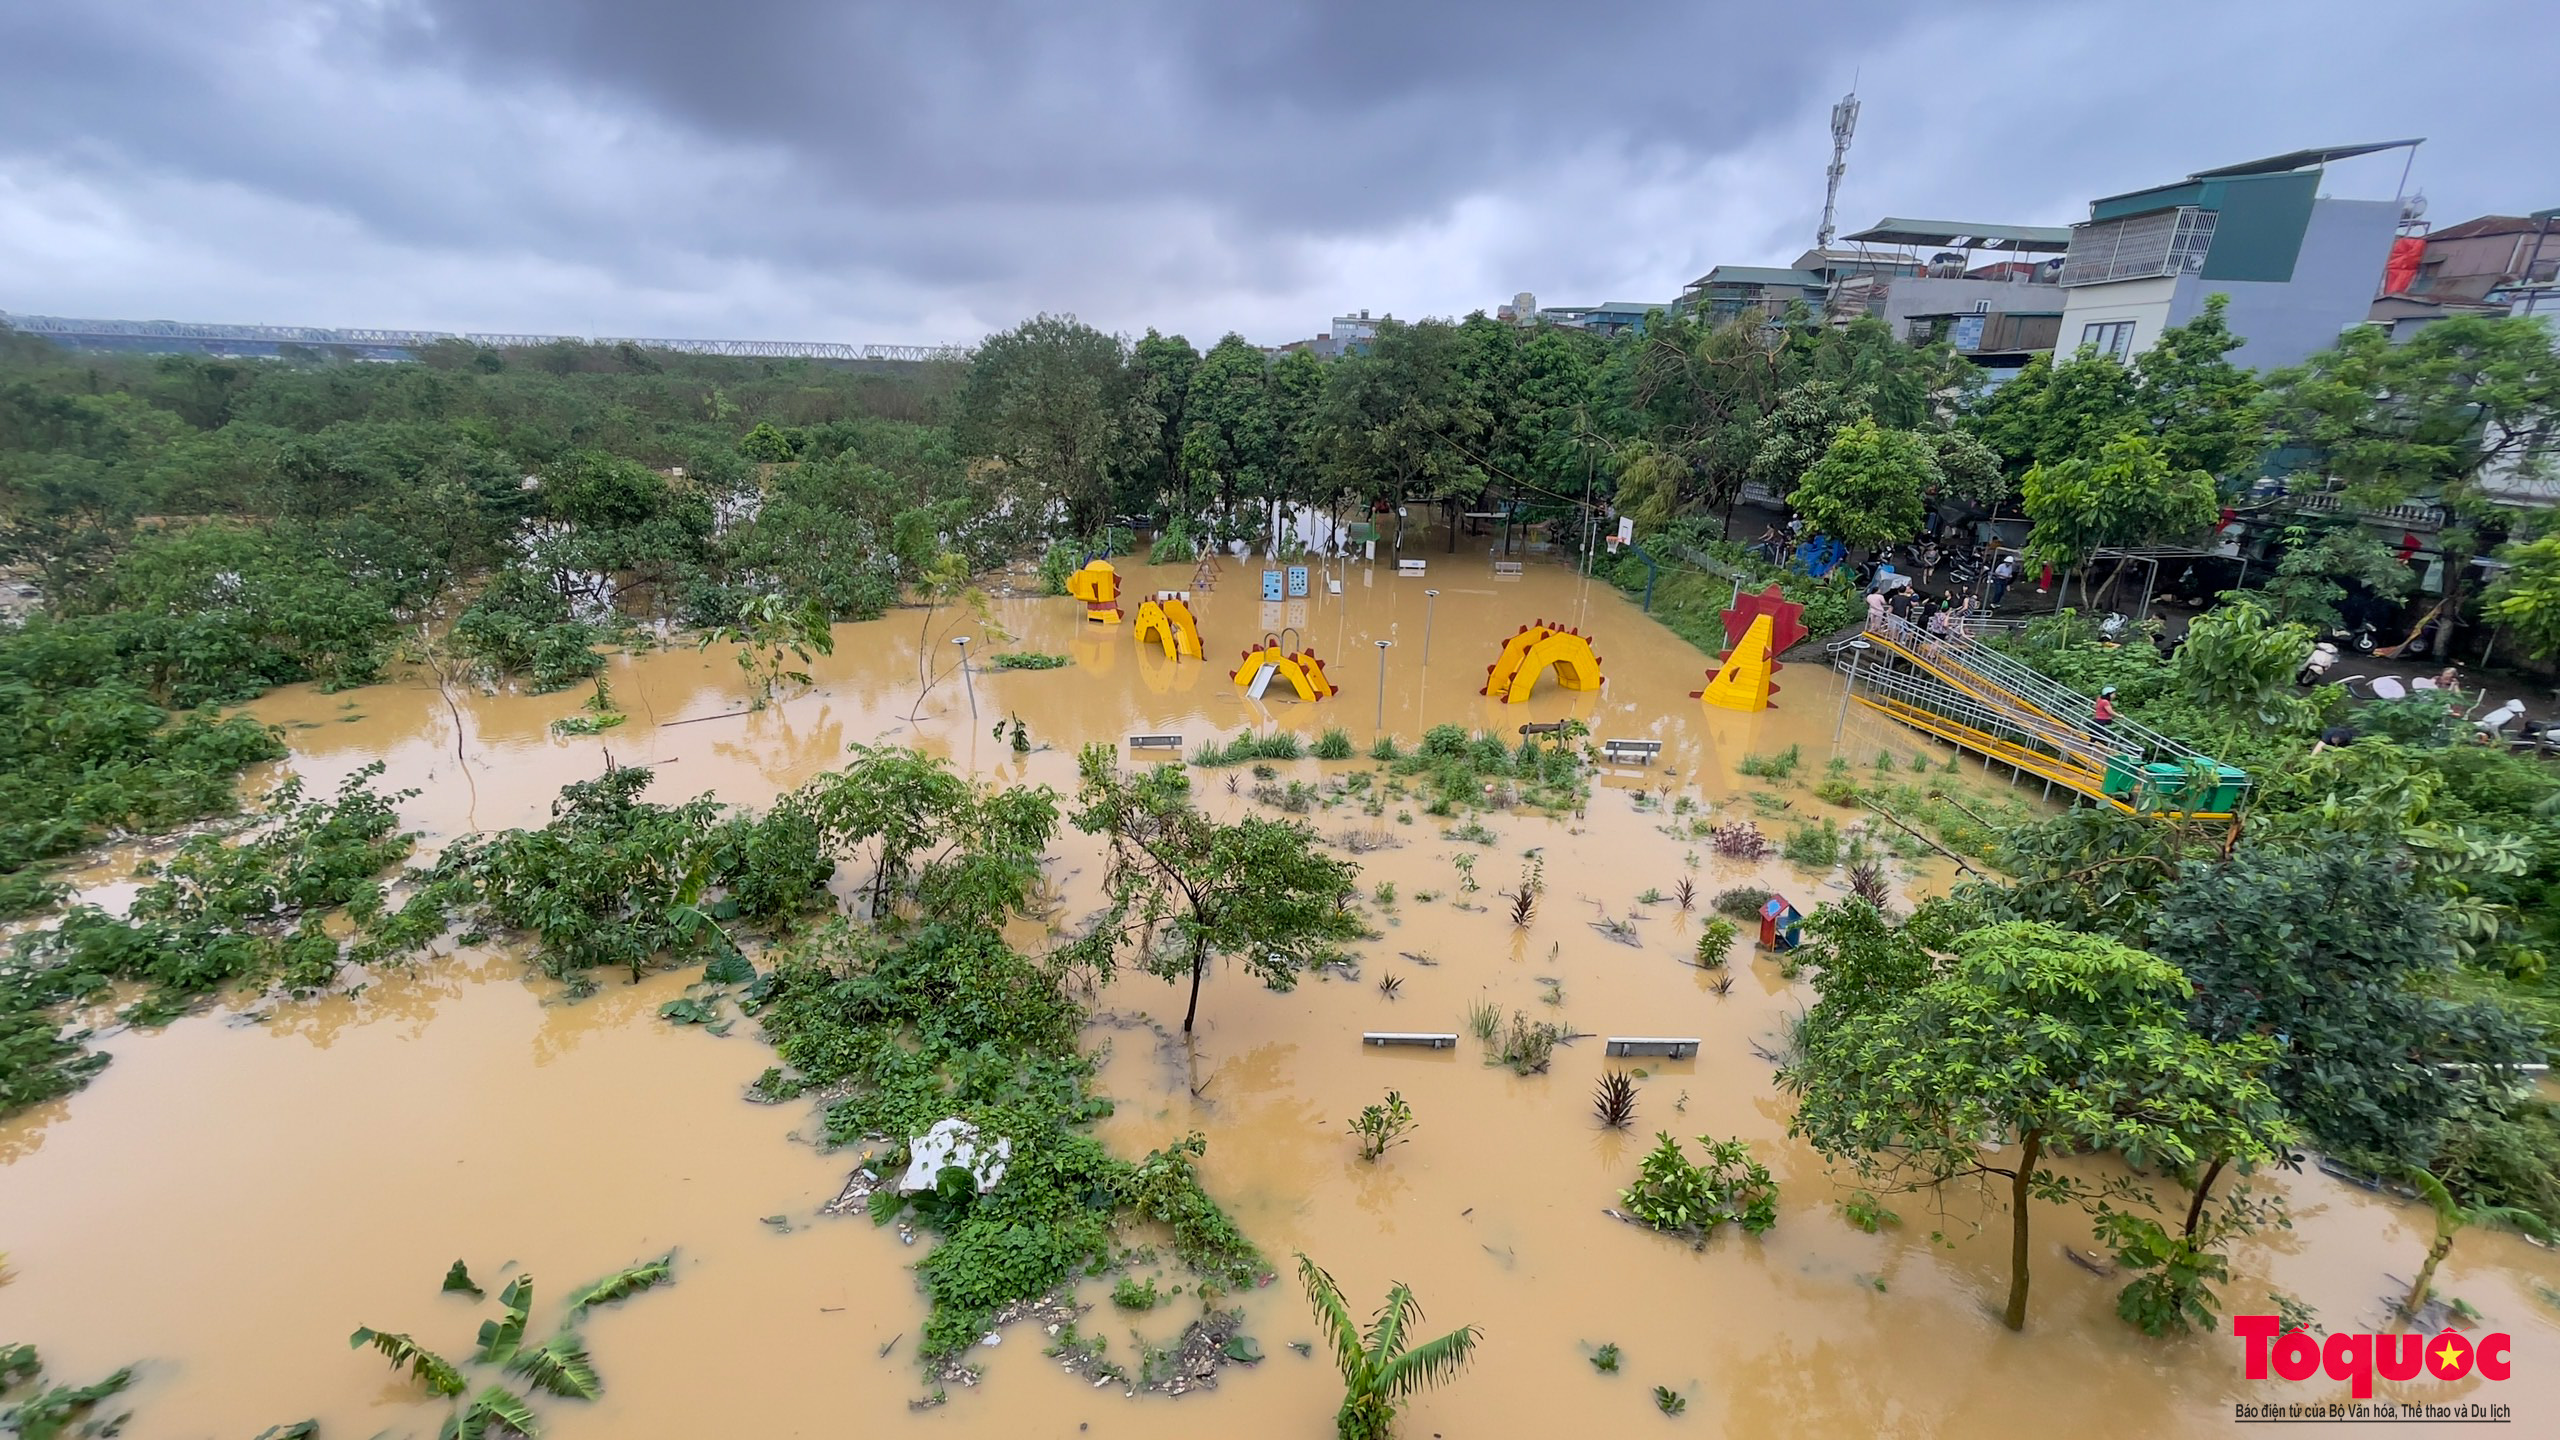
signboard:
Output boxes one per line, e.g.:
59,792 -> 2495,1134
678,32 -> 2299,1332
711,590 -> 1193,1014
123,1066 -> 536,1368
1261,569 -> 1284,601
1285,565 -> 1309,598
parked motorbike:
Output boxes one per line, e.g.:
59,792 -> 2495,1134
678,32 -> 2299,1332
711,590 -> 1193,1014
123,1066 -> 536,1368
2297,641 -> 2342,686
2474,699 -> 2560,754
2326,619 -> 2378,654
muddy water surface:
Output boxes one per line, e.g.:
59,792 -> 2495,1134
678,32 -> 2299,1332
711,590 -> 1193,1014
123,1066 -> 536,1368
3,545 -> 2555,1437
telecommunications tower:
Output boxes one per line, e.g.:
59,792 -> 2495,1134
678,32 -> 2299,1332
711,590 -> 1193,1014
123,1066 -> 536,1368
1816,89 -> 1860,251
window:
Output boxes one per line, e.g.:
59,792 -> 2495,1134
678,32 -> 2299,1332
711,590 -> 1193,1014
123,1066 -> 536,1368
2081,321 -> 2134,361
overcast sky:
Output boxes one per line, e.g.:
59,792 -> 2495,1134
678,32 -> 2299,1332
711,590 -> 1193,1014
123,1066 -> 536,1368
0,1 -> 2547,350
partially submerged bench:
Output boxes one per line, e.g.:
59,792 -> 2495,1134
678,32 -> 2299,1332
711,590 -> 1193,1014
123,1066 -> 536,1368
1363,1032 -> 1459,1049
1396,559 -> 1428,576
1127,733 -> 1183,751
1604,1037 -> 1699,1059
1600,739 -> 1662,766
1492,560 -> 1524,578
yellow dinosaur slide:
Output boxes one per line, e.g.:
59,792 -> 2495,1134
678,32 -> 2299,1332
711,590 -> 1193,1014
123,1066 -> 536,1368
1230,640 -> 1335,702
1133,592 -> 1204,659
1698,613 -> 1777,711
1479,620 -> 1604,704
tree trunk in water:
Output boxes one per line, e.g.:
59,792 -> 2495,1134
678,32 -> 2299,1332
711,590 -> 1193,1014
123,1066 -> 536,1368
2404,1235 -> 2452,1317
2183,1155 -> 2227,1239
2004,1130 -> 2042,1331
1181,937 -> 1210,1034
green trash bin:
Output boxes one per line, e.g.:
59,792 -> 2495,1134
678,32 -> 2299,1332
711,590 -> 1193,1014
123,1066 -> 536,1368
2138,762 -> 2195,810
2100,753 -> 2143,799
2206,765 -> 2248,813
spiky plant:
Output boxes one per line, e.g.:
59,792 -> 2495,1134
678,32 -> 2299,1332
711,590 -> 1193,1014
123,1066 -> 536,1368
1846,856 -> 1891,910
1709,973 -> 1736,997
1508,887 -> 1537,928
1377,973 -> 1403,1000
1297,1255 -> 1481,1440
1672,878 -> 1697,911
1593,1070 -> 1638,1129
2402,1168 -> 2554,1317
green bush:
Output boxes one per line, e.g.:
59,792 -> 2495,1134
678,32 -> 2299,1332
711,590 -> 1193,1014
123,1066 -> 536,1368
1312,728 -> 1355,760
988,651 -> 1071,670
1782,820 -> 1842,869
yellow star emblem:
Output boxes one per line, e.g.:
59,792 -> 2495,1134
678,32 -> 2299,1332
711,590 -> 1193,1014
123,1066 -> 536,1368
2435,1341 -> 2464,1372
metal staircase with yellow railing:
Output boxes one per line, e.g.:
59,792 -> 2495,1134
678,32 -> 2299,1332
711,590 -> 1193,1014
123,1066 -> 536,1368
1829,622 -> 2248,819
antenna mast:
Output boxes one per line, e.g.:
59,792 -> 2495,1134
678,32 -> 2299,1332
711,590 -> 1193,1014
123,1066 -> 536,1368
1817,88 -> 1860,251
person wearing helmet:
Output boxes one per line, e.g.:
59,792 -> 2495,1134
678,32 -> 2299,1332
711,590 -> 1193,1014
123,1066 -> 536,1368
2092,686 -> 2118,733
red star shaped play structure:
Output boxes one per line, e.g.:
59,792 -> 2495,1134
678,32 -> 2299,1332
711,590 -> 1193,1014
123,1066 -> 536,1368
1722,585 -> 1809,655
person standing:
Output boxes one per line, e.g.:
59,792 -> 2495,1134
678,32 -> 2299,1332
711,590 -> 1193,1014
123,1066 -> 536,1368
2091,686 -> 2118,735
1989,551 -> 2017,607
1865,588 -> 1887,632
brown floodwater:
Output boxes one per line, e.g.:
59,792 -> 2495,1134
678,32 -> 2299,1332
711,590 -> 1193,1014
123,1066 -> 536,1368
3,540 -> 2554,1437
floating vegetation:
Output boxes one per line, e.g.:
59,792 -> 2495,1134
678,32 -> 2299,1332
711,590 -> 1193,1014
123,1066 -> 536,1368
986,651 -> 1071,670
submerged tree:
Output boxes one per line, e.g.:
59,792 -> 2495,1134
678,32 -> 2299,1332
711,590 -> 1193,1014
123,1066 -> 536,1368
1061,744 -> 1362,1033
697,591 -> 834,709
1298,1254 -> 1480,1440
2399,1167 -> 2554,1318
1781,920 -> 2289,1332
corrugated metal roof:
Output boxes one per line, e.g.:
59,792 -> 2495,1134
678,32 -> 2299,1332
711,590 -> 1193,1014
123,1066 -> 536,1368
2428,214 -> 2547,241
1841,219 -> 2072,251
1694,266 -> 1825,288
2186,140 -> 2423,178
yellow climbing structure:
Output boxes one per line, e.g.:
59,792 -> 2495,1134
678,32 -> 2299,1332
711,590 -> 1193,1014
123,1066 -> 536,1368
1230,640 -> 1336,702
1479,620 -> 1603,704
1066,559 -> 1122,624
1133,592 -> 1204,660
1699,614 -> 1778,712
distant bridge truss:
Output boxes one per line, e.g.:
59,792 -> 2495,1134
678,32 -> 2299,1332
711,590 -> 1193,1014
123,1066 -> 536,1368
0,311 -> 968,364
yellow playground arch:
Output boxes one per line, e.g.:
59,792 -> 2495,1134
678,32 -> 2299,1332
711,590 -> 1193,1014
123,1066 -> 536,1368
1480,620 -> 1604,704
1066,558 -> 1122,624
1133,592 -> 1204,660
1230,638 -> 1336,703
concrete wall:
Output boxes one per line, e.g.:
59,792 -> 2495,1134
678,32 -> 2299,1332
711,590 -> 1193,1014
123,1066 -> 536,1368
2164,198 -> 2399,370
2054,275 -> 2179,358
1879,275 -> 2061,340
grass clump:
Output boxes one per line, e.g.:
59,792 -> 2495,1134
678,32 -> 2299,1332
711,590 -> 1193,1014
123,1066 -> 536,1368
1812,775 -> 1863,806
1312,728 -> 1356,760
1781,819 -> 1842,870
1736,744 -> 1802,781
987,651 -> 1072,670
1191,731 -> 1306,767
1369,735 -> 1402,762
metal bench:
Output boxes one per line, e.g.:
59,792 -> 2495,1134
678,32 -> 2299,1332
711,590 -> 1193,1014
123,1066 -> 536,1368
1604,1037 -> 1699,1059
1363,1032 -> 1460,1049
1517,721 -> 1568,737
1600,739 -> 1662,765
1128,734 -> 1184,750
1396,559 -> 1428,576
1493,560 -> 1524,578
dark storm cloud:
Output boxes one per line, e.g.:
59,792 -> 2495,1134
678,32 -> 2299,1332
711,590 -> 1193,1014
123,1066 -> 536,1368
399,0 -> 1906,230
0,2 -> 2549,344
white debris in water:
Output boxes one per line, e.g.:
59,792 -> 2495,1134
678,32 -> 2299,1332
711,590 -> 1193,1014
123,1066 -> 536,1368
897,1117 -> 1013,1194
980,1332 -> 1003,1347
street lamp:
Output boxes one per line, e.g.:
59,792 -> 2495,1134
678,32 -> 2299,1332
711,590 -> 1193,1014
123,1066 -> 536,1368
1833,639 -> 1871,744
952,635 -> 976,719
1422,589 -> 1440,665
1374,639 -> 1393,737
